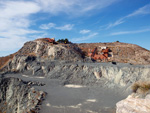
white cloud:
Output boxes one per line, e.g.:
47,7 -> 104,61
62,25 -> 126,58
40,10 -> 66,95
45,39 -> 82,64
35,0 -> 118,15
110,28 -> 150,36
0,0 -> 41,31
126,4 -> 150,17
106,18 -> 125,29
39,23 -> 56,29
0,36 -> 28,52
71,33 -> 98,42
0,29 -> 41,38
0,1 -> 40,18
107,4 -> 150,29
0,1 -> 41,55
0,1 -> 40,31
80,29 -> 91,34
39,23 -> 74,31
56,24 -> 74,31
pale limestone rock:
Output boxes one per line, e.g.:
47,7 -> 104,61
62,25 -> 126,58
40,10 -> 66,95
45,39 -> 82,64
35,41 -> 40,53
116,94 -> 150,113
48,46 -> 55,56
94,71 -> 101,79
114,70 -> 123,84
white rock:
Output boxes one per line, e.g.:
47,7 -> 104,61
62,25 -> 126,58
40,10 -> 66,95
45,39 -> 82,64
94,71 -> 101,79
116,94 -> 150,113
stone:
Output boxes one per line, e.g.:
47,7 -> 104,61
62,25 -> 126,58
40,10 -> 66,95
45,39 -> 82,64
94,71 -> 101,79
0,77 -> 46,113
116,94 -> 150,113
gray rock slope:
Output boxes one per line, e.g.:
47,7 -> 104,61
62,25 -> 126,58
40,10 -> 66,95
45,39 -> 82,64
17,40 -> 83,61
0,77 -> 46,113
3,57 -> 150,89
1,40 -> 150,91
2,61 -> 150,112
0,39 -> 87,73
45,62 -> 150,89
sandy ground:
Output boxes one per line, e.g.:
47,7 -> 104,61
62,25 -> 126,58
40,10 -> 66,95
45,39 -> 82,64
4,74 -> 128,113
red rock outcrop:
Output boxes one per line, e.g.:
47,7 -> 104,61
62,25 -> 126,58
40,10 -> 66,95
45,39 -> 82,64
77,42 -> 150,64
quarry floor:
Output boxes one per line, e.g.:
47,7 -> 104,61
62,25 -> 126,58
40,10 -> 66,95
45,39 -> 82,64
4,73 -> 129,113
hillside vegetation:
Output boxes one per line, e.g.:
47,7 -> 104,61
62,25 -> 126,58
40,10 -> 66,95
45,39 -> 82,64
0,53 -> 15,70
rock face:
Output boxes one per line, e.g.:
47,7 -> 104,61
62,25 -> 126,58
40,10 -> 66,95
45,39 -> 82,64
46,63 -> 150,87
116,94 -> 150,113
0,39 -> 87,73
5,59 -> 147,88
2,58 -> 150,88
0,77 -> 46,113
17,40 -> 83,61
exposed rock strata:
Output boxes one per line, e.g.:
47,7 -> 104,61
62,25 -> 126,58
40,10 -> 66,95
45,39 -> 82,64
46,63 -> 150,88
17,40 -> 83,61
0,77 -> 46,113
2,58 -> 150,88
0,39 -> 87,73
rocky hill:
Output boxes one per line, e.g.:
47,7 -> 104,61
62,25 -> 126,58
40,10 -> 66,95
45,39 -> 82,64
16,38 -> 83,61
0,38 -> 87,73
0,38 -> 150,88
1,39 -> 150,72
77,42 -> 150,65
0,38 -> 150,113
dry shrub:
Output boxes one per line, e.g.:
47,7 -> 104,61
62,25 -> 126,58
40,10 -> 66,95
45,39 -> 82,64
132,81 -> 150,94
0,60 -> 10,70
0,53 -> 15,69
28,52 -> 36,56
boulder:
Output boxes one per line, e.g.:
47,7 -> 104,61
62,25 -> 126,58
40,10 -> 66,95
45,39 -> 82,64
116,94 -> 150,113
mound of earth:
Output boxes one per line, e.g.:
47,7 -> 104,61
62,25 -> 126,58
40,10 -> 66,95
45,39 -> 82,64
77,42 -> 150,65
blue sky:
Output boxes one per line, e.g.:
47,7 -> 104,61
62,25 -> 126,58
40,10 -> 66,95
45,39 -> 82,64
0,0 -> 150,56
